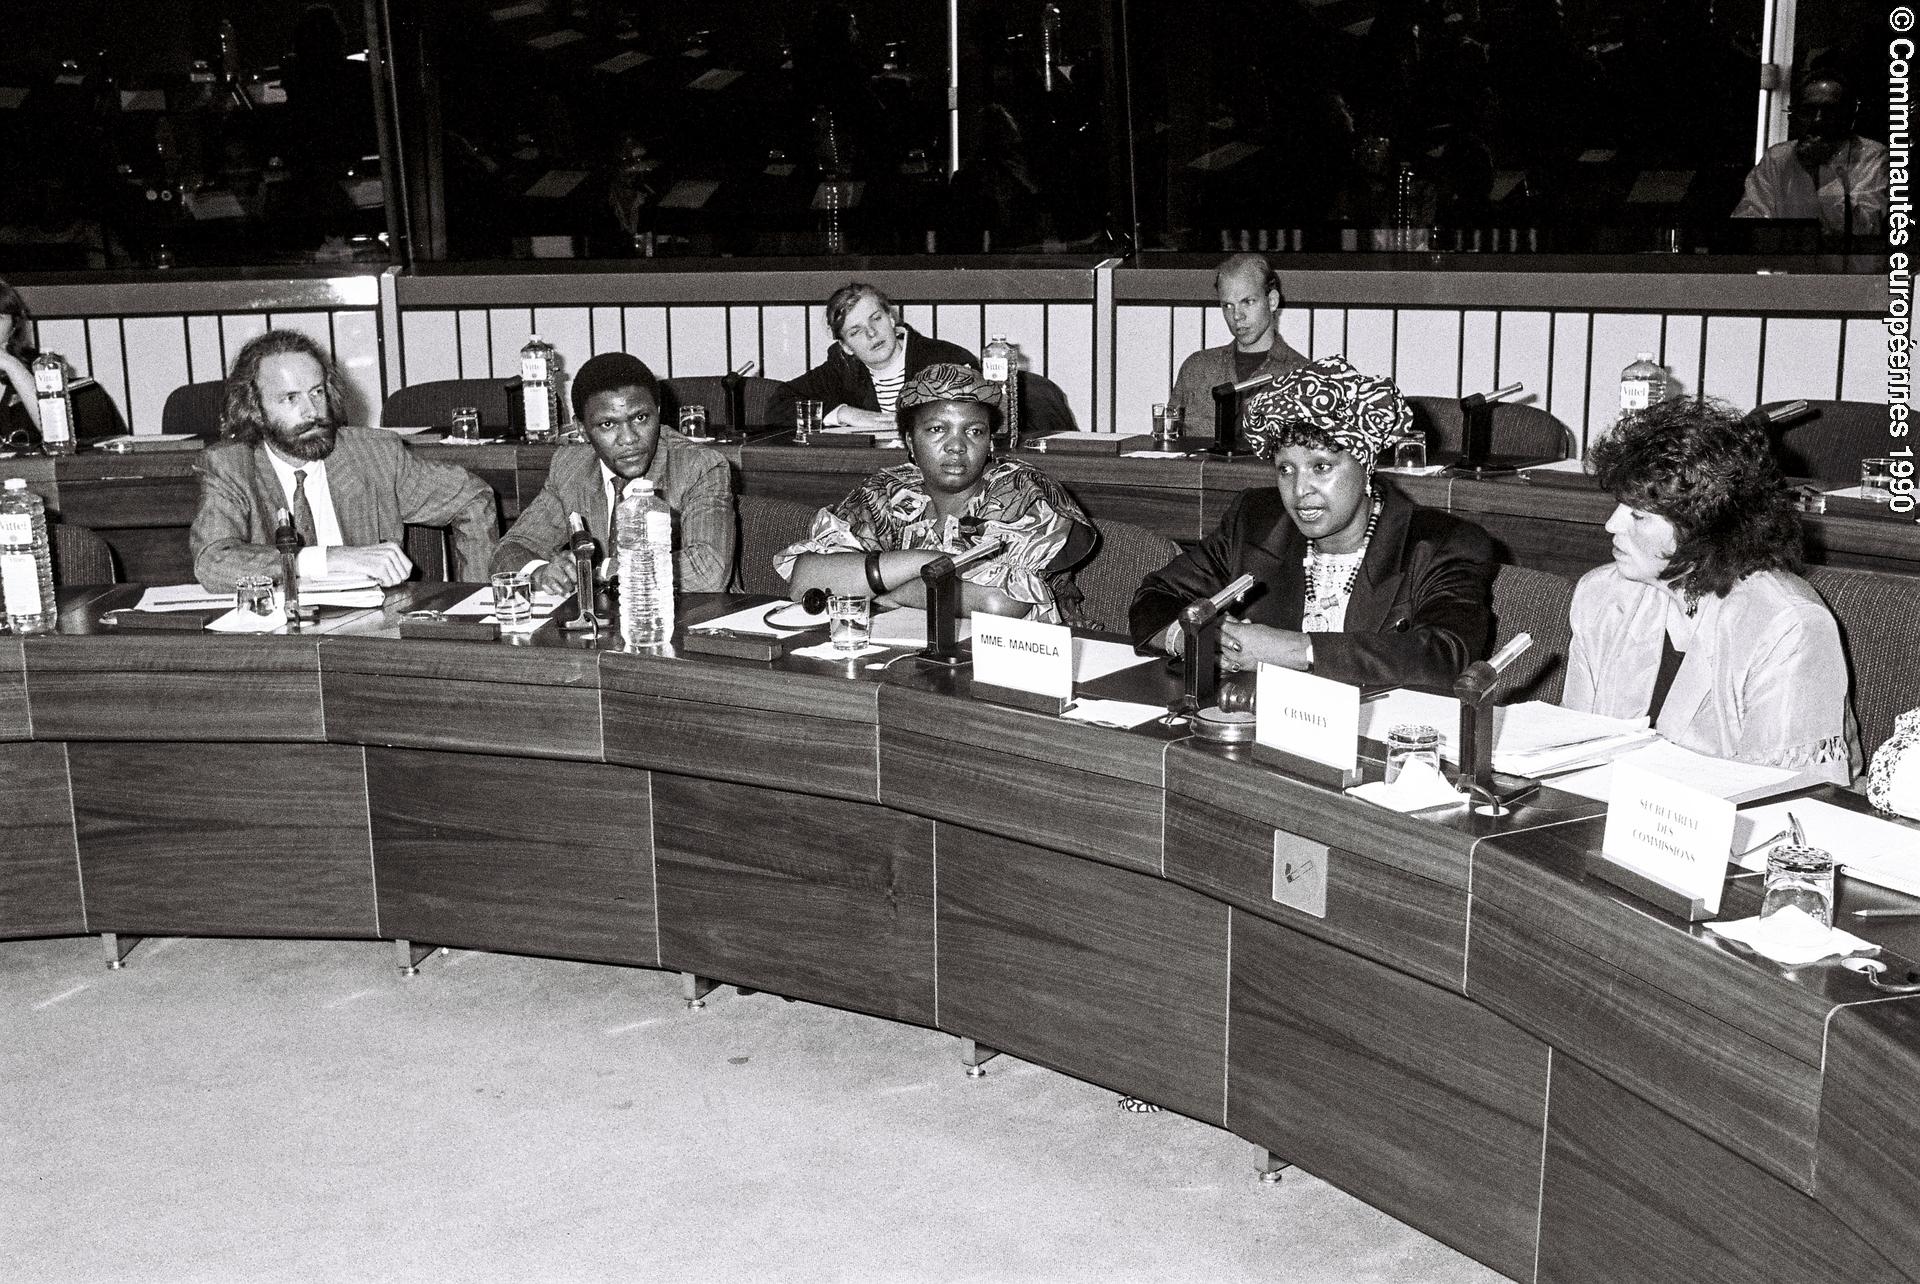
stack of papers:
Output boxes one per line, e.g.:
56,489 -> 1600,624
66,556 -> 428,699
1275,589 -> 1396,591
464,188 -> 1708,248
1732,799 -> 1920,898
1355,691 -> 1655,775
1554,743 -> 1818,805
137,577 -> 385,612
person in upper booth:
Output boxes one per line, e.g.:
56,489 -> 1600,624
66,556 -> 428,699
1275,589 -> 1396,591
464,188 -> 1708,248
0,279 -> 123,450
492,351 -> 734,595
766,282 -> 975,433
1564,397 -> 1858,784
190,329 -> 497,592
1130,355 -> 1495,690
776,363 -> 1094,622
1167,253 -> 1309,442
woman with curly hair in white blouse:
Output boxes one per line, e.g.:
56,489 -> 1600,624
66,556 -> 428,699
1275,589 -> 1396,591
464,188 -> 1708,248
1565,397 -> 1860,783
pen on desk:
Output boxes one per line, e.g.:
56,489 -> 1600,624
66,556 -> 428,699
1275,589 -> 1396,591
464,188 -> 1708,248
1788,811 -> 1805,847
1850,909 -> 1920,920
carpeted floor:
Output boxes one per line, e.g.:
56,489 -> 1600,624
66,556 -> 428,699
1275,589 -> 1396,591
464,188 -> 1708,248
4,935 -> 1503,1284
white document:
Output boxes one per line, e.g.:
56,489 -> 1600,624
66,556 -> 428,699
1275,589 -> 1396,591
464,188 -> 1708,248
1071,638 -> 1154,684
1554,741 -> 1817,806
868,609 -> 971,647
439,585 -> 566,618
205,606 -> 284,634
1521,458 -> 1591,476
686,600 -> 825,637
1358,691 -> 1656,775
136,584 -> 234,611
1059,699 -> 1168,730
1732,799 -> 1920,898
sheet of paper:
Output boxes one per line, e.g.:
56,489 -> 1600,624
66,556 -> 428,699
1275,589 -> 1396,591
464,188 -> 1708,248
137,584 -> 237,611
1732,799 -> 1920,898
1072,638 -> 1154,684
1060,699 -> 1168,730
205,606 -> 283,634
371,424 -> 443,436
868,609 -> 971,647
791,640 -> 885,660
687,600 -> 824,638
1521,458 -> 1591,476
440,585 -> 567,617
1121,450 -> 1189,459
92,433 -> 203,447
1357,692 -> 1656,775
1552,741 -> 1814,806
1348,760 -> 1468,814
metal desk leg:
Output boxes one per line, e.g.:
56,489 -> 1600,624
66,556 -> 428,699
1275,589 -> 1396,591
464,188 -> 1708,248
682,973 -> 720,1010
394,940 -> 443,976
1257,1147 -> 1293,1184
961,1038 -> 1001,1078
102,933 -> 141,970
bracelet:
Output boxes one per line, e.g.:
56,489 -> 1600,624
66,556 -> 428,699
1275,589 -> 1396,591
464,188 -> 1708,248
865,552 -> 888,596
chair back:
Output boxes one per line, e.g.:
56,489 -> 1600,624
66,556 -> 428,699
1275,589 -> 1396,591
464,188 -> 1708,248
52,523 -> 117,586
1771,401 -> 1891,485
161,380 -> 229,441
1408,396 -> 1575,461
1489,564 -> 1575,704
1805,566 -> 1920,762
1075,519 -> 1180,636
381,379 -> 512,432
659,375 -> 784,433
403,526 -> 451,583
735,494 -> 824,596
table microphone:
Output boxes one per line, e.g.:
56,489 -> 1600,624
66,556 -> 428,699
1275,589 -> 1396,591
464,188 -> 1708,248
1454,632 -> 1534,704
562,512 -> 603,637
1455,633 -> 1538,812
273,507 -> 302,626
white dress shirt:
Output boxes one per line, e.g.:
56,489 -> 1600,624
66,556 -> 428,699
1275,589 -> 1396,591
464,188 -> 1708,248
262,445 -> 344,577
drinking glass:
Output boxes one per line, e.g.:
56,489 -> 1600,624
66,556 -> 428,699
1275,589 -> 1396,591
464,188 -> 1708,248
1861,458 -> 1896,502
678,404 -> 710,440
828,594 -> 872,652
1384,723 -> 1444,784
450,406 -> 482,441
795,399 -> 824,441
1151,403 -> 1184,447
1392,433 -> 1428,471
234,573 -> 278,619
1760,843 -> 1836,929
490,569 -> 535,629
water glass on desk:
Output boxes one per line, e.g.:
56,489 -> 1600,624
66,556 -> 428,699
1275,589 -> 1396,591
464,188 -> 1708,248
1761,843 -> 1836,929
1861,458 -> 1896,502
795,399 -> 824,442
450,406 -> 482,441
490,569 -> 534,629
1151,403 -> 1184,448
828,594 -> 871,652
1384,723 -> 1443,783
678,404 -> 710,441
234,573 -> 278,619
1391,432 -> 1428,471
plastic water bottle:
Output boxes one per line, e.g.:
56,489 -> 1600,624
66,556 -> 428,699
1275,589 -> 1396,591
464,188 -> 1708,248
1620,352 -> 1670,414
0,478 -> 58,634
33,354 -> 76,456
616,478 -> 673,649
519,334 -> 561,444
982,334 -> 1020,446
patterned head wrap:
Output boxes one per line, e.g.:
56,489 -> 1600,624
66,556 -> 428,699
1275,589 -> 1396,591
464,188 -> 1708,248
1242,356 -> 1410,461
899,363 -> 1003,411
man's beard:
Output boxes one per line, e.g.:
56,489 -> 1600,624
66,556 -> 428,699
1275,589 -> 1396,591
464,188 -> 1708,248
269,416 -> 339,462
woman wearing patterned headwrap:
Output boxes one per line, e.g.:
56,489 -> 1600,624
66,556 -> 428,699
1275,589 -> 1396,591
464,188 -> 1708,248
776,363 -> 1094,621
1130,355 -> 1496,690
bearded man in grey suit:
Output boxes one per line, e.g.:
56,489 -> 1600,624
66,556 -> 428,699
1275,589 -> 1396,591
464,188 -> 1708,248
190,329 -> 497,592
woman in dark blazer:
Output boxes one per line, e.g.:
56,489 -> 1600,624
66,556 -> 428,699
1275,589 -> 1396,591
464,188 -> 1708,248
767,282 -> 975,432
1130,356 -> 1496,692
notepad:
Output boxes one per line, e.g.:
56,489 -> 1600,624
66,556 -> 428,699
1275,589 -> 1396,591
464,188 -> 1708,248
1552,741 -> 1818,806
1732,799 -> 1920,898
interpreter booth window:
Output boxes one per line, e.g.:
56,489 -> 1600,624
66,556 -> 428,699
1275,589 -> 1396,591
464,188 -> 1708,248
0,1 -> 390,271
1125,0 -> 1884,259
416,0 -> 1113,261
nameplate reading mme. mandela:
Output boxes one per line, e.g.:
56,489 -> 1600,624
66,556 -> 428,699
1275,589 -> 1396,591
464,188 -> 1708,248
971,612 -> 1073,700
1599,762 -> 1735,916
1255,664 -> 1360,774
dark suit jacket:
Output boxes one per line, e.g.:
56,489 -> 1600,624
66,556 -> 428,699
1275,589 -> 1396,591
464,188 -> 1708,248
190,427 -> 497,591
1129,483 -> 1496,690
491,436 -> 735,592
767,328 -> 977,428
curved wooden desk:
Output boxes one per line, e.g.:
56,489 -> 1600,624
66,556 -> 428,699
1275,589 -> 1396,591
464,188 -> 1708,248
3,588 -> 1918,1284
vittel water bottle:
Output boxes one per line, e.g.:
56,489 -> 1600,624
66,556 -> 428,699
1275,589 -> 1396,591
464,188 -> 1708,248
616,478 -> 674,649
982,334 -> 1020,446
519,335 -> 561,444
1619,352 -> 1670,414
33,354 -> 76,456
0,478 -> 58,634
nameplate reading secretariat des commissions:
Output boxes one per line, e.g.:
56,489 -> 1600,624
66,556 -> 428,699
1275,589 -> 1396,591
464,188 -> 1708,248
971,613 -> 1073,700
1598,762 -> 1735,917
1255,664 -> 1360,775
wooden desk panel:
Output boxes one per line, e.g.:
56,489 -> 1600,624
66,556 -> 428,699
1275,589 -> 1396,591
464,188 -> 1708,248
70,741 -> 377,938
0,742 -> 83,939
1227,910 -> 1548,1283
602,655 -> 880,803
0,638 -> 26,741
651,774 -> 935,1024
1537,1057 -> 1906,1284
320,639 -> 603,761
1815,1000 -> 1920,1280
1470,903 -> 1821,1189
935,824 -> 1230,1125
368,748 -> 658,967
26,635 -> 326,742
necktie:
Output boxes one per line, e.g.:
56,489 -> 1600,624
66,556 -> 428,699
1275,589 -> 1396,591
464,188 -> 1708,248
606,476 -> 623,573
291,470 -> 317,547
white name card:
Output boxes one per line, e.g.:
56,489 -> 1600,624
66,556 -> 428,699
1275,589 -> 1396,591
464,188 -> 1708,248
1600,762 -> 1735,914
971,612 -> 1073,699
1255,664 -> 1360,773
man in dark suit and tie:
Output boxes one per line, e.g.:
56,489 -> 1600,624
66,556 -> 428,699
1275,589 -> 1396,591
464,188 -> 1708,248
491,352 -> 734,594
190,329 -> 498,592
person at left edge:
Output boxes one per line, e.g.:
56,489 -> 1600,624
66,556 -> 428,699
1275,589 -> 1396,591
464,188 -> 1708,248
191,329 -> 498,592
492,351 -> 734,595
1,279 -> 125,448
1130,355 -> 1496,689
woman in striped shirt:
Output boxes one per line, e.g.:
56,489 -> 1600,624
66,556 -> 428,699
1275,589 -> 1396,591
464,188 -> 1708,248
768,282 -> 976,434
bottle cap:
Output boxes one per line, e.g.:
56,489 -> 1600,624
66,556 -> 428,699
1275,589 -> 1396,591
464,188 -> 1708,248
4,478 -> 25,490
623,477 -> 654,499
1635,351 -> 1653,361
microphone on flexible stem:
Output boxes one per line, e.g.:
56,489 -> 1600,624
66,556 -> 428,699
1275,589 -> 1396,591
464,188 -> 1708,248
1176,573 -> 1258,714
1742,400 -> 1812,431
1206,373 -> 1275,458
560,512 -> 604,637
917,537 -> 1007,665
1454,632 -> 1537,814
1455,383 -> 1526,474
272,507 -> 304,629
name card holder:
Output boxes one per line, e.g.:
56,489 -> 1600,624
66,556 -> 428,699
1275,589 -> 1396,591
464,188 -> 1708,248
1251,664 -> 1363,790
1586,762 -> 1734,923
970,613 -> 1073,716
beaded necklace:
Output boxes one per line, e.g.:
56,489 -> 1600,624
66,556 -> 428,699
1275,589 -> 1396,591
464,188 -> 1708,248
1303,491 -> 1383,623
